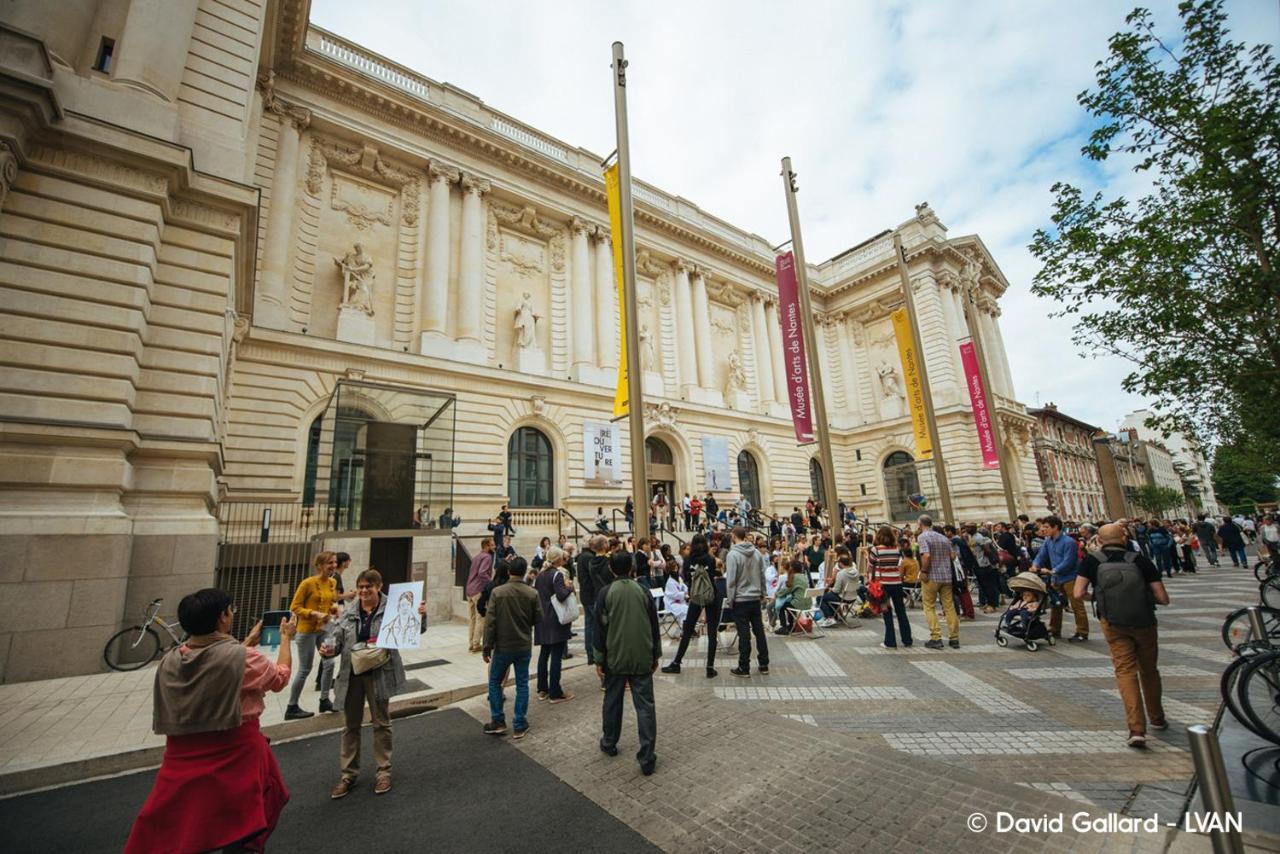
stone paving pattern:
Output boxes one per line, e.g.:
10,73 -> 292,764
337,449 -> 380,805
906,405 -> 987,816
455,561 -> 1272,852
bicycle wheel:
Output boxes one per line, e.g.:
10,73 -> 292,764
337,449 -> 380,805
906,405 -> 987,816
1255,561 -> 1274,583
1222,606 -> 1280,651
1240,651 -> 1280,746
1223,652 -> 1265,739
1263,577 -> 1280,610
103,625 -> 161,671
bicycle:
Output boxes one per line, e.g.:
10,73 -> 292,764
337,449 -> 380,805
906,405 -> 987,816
1222,605 -> 1280,651
1262,576 -> 1280,610
103,598 -> 188,671
1221,604 -> 1280,746
1254,552 -> 1278,583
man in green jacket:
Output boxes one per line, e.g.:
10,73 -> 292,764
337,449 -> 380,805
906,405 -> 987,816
482,557 -> 541,739
593,551 -> 661,775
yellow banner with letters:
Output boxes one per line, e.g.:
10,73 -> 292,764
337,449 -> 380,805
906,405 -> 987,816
891,307 -> 933,459
605,163 -> 629,419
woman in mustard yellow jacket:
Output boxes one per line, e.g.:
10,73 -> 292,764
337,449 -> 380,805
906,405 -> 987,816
286,550 -> 341,718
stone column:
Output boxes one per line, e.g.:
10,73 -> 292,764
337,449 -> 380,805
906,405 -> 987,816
419,161 -> 455,355
112,0 -> 200,102
593,228 -> 617,369
982,302 -> 1015,398
764,299 -> 787,404
749,294 -> 775,408
913,275 -> 960,405
835,313 -> 859,423
454,172 -> 489,363
255,104 -> 309,331
672,260 -> 696,393
936,280 -> 968,391
690,266 -> 714,389
568,217 -> 596,378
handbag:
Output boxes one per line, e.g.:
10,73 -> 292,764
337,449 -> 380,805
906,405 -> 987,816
350,643 -> 389,675
551,569 -> 580,625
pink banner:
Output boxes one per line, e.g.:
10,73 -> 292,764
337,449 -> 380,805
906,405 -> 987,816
960,341 -> 999,469
776,252 -> 814,444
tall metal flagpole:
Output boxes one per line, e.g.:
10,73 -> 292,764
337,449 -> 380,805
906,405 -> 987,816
961,288 -> 1018,521
781,158 -> 840,528
612,42 -> 648,539
893,232 -> 955,525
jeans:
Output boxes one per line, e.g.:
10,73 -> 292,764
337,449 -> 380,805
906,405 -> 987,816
818,590 -> 847,619
1228,545 -> 1247,567
288,631 -> 333,706
1200,539 -> 1218,565
583,601 -> 596,665
1180,546 -> 1196,573
1152,548 -> 1175,578
973,565 -> 1001,608
487,650 -> 531,728
536,641 -> 566,698
340,673 -> 391,780
921,580 -> 959,641
1049,580 -> 1090,639
601,671 -> 657,765
671,600 -> 722,668
731,600 -> 770,670
1100,619 -> 1163,734
880,583 -> 913,647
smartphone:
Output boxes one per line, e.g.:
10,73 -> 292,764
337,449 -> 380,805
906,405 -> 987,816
260,609 -> 292,647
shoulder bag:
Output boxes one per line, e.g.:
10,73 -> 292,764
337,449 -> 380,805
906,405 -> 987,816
551,569 -> 580,625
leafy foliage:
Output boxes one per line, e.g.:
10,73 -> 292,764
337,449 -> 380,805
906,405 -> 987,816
1212,439 -> 1280,507
1030,0 -> 1280,472
1129,484 -> 1187,517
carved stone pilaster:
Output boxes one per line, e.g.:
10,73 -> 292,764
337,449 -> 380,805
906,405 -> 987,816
460,173 -> 490,196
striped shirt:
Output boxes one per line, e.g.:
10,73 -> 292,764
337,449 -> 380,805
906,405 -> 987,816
868,546 -> 902,584
917,528 -> 957,583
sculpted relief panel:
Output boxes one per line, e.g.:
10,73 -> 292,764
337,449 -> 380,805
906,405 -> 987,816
494,228 -> 551,371
865,316 -> 905,420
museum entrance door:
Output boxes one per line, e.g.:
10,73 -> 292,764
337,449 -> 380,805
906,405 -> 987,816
645,437 -> 677,529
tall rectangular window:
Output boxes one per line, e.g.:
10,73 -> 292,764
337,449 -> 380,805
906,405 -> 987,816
94,37 -> 115,73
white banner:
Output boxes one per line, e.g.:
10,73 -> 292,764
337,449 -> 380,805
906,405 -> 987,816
701,435 -> 732,493
583,422 -> 622,486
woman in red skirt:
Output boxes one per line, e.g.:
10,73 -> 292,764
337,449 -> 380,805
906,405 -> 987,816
126,589 -> 296,854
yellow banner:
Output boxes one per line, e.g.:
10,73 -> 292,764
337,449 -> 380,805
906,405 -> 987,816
891,307 -> 933,458
604,164 -> 629,418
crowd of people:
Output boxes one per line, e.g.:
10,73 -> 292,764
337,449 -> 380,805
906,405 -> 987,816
124,493 -> 1277,851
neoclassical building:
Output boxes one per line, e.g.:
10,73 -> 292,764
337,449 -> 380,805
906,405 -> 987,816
0,0 -> 1048,681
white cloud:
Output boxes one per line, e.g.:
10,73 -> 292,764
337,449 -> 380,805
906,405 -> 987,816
309,0 -> 1275,432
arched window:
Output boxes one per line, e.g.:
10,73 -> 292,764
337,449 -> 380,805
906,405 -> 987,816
508,426 -> 553,508
882,451 -> 920,522
737,450 -> 761,511
809,458 -> 826,506
645,437 -> 672,465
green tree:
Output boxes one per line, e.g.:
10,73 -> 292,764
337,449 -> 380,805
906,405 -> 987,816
1212,439 -> 1280,507
1030,1 -> 1280,471
1129,484 -> 1186,517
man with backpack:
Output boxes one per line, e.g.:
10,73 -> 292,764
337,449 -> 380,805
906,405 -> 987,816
1074,523 -> 1169,748
661,533 -> 723,677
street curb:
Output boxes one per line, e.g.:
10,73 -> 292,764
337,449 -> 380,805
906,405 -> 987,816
0,658 -> 587,797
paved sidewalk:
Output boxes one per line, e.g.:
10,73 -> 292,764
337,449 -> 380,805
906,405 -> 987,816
0,618 -> 589,792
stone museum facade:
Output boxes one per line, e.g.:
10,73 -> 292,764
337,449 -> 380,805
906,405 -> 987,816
0,0 -> 1048,681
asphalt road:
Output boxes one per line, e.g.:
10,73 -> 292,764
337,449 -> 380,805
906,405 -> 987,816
0,707 -> 657,854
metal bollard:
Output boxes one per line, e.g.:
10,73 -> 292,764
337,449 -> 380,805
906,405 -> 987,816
1186,725 -> 1244,854
1248,606 -> 1267,645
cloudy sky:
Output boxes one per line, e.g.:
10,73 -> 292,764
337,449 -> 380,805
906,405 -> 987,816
311,0 -> 1277,432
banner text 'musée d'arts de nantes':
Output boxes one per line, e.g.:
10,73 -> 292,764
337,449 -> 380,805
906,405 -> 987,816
890,307 -> 933,459
604,164 -> 629,419
775,252 -> 814,444
960,341 -> 999,468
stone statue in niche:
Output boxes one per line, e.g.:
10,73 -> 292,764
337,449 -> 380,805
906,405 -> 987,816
513,292 -> 539,349
639,324 -> 657,373
877,359 -> 905,415
724,350 -> 747,395
334,243 -> 375,315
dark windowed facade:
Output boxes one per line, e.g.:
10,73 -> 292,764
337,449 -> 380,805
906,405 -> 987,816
508,427 -> 553,508
737,450 -> 761,511
883,451 -> 921,521
809,458 -> 826,506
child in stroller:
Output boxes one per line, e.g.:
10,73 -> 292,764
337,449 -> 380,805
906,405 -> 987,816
995,571 -> 1056,651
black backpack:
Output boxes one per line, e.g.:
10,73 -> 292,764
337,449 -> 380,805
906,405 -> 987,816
1092,551 -> 1155,628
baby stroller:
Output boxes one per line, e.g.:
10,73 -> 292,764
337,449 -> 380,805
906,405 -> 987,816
995,571 -> 1055,651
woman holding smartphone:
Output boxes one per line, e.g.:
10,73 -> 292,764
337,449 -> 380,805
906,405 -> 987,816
285,551 -> 341,719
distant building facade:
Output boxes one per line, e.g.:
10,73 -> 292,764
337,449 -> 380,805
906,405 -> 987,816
1094,433 -> 1151,520
1029,405 -> 1107,521
1120,409 -> 1218,513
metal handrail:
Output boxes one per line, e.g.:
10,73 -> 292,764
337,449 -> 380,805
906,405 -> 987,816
558,508 -> 595,544
611,508 -> 633,535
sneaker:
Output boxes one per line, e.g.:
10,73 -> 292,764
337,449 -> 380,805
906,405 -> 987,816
284,705 -> 314,720
1067,634 -> 1088,643
819,618 -> 837,628
730,667 -> 751,678
549,692 -> 574,704
374,774 -> 391,795
924,640 -> 944,650
599,741 -> 618,757
949,639 -> 961,649
330,777 -> 356,799
1150,718 -> 1169,731
758,666 -> 769,675
879,642 -> 897,649
318,698 -> 334,714
1127,732 -> 1147,748
512,724 -> 530,740
982,606 -> 996,614
660,663 -> 681,674
705,667 -> 718,678
640,760 -> 656,776
483,720 -> 508,736
537,691 -> 549,701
